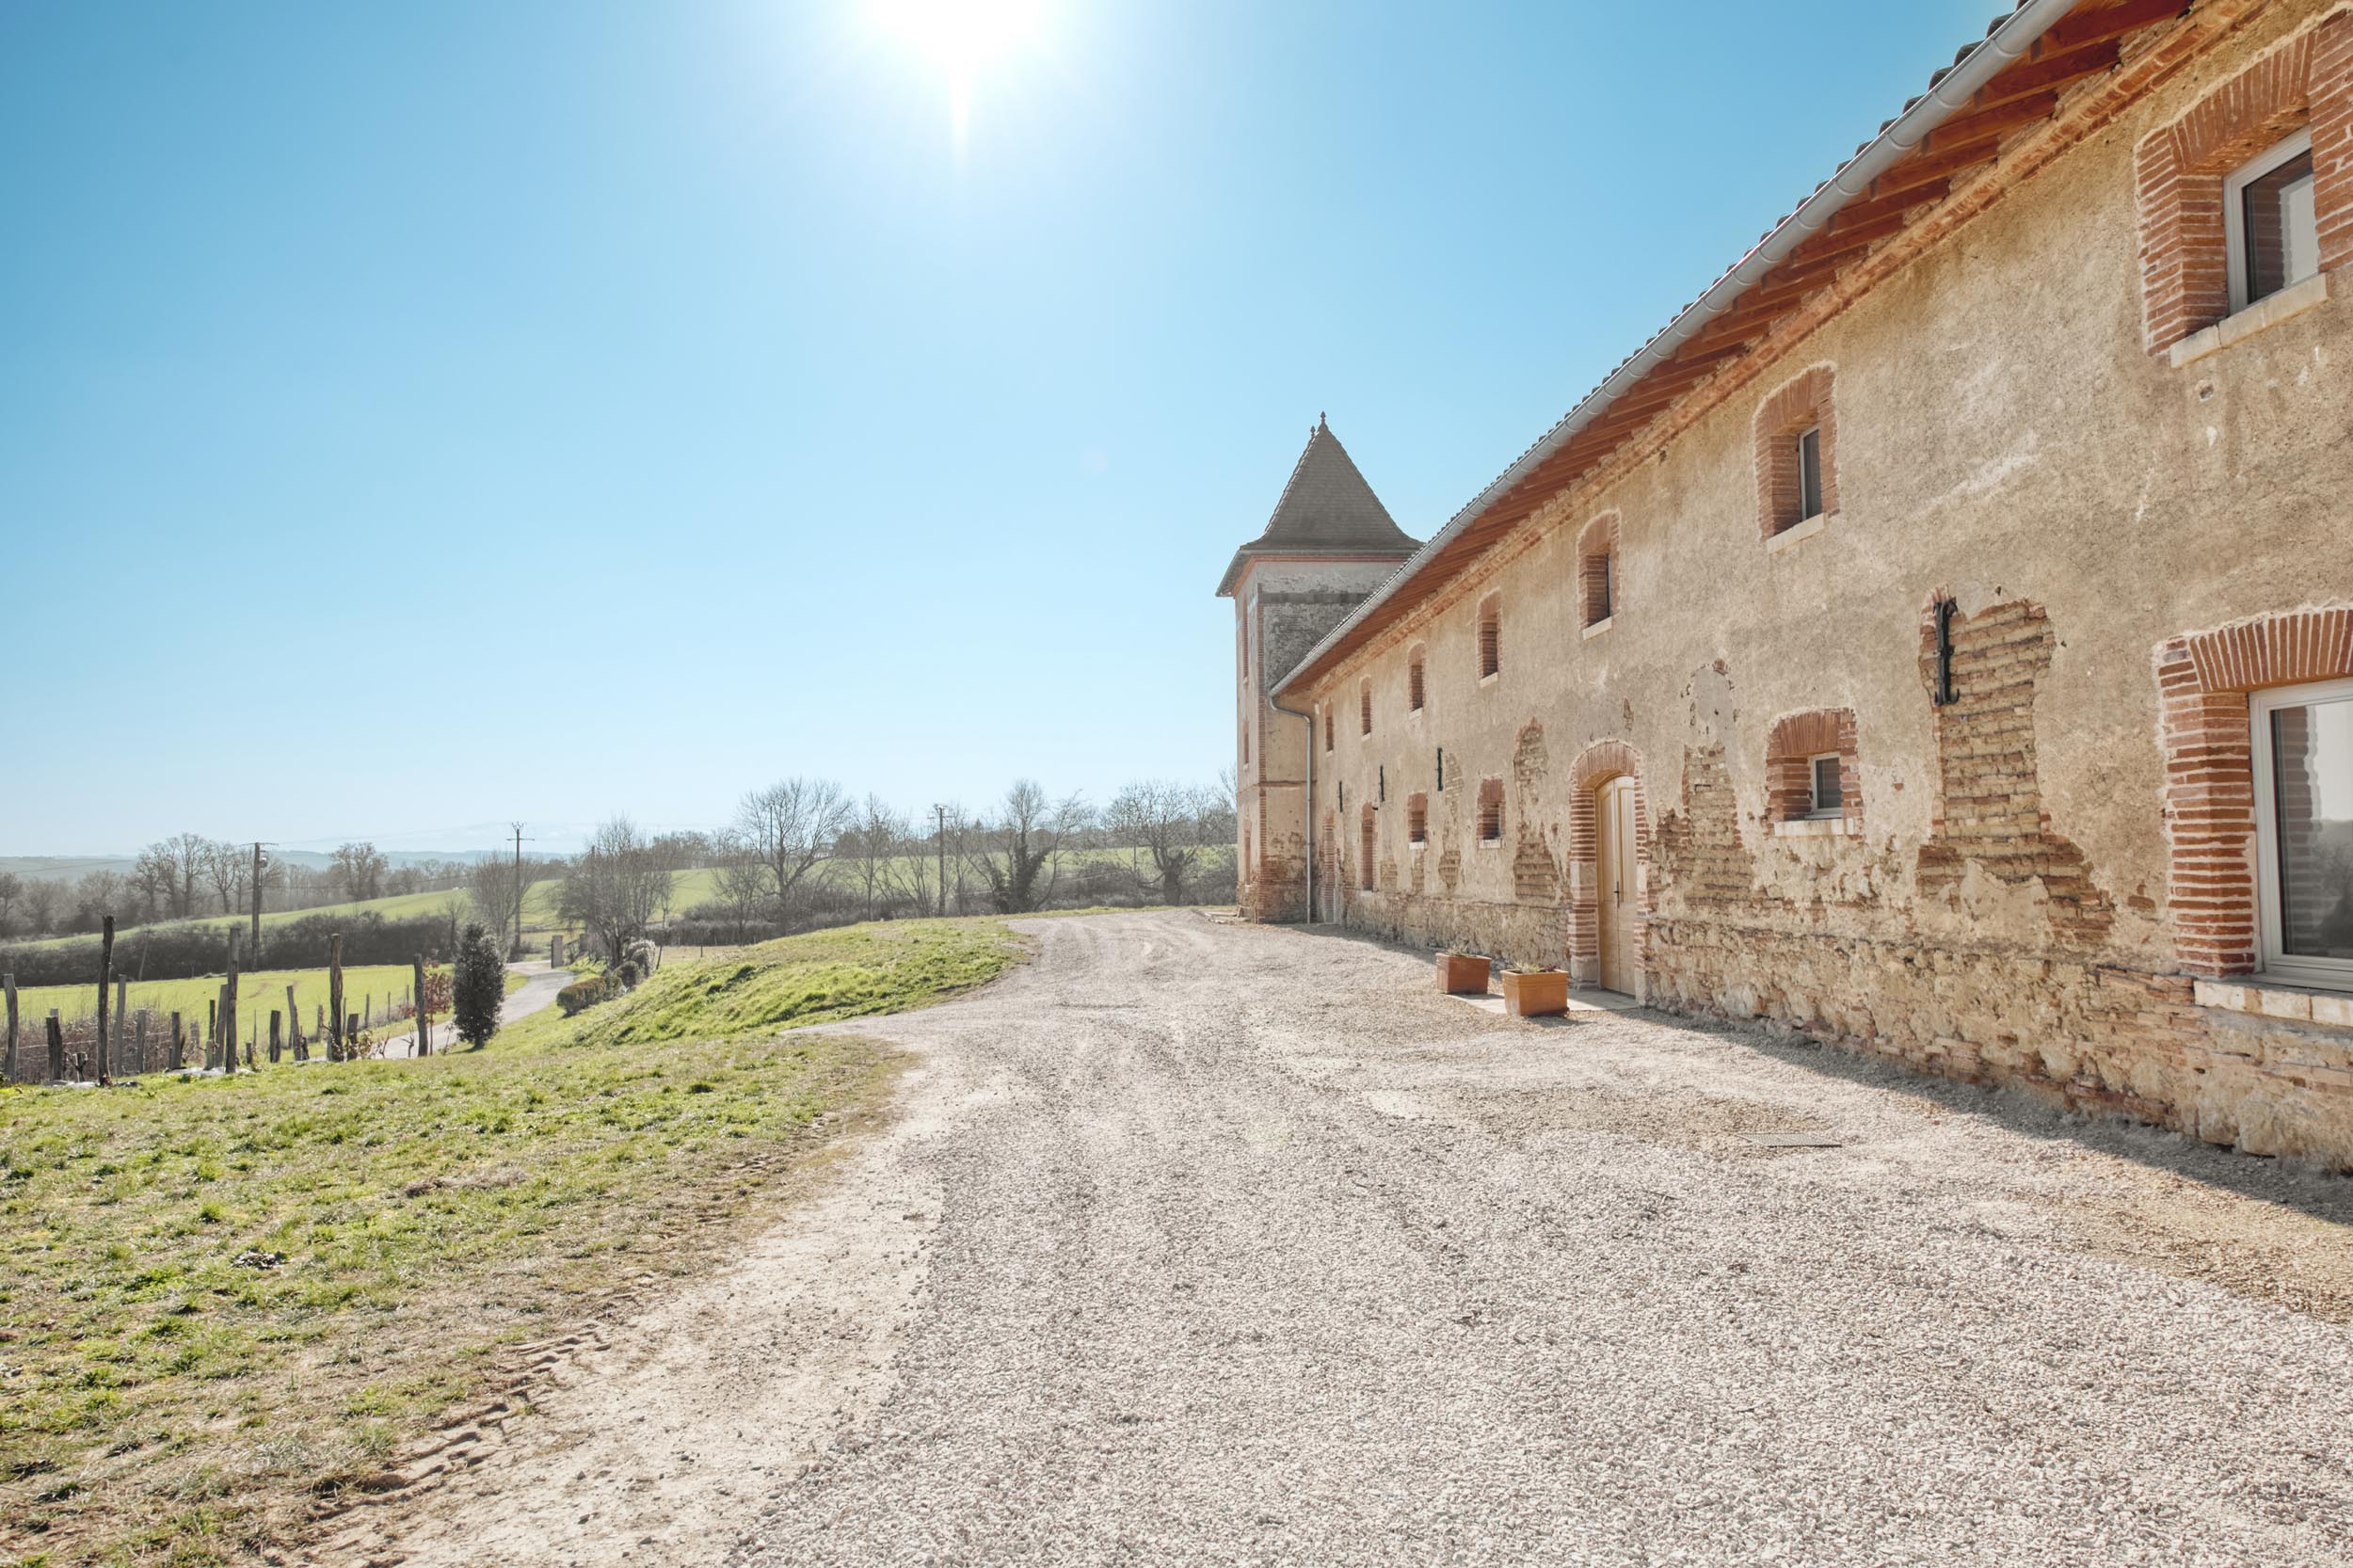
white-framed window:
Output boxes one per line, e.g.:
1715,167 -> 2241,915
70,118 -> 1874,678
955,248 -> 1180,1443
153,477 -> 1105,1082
1807,753 -> 1844,819
1796,426 -> 1825,523
2225,129 -> 2318,314
2252,678 -> 2353,991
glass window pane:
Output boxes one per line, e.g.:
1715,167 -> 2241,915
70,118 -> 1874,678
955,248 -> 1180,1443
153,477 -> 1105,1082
1812,755 -> 1843,812
2244,147 -> 2317,304
1798,427 -> 1823,520
2272,696 -> 2353,961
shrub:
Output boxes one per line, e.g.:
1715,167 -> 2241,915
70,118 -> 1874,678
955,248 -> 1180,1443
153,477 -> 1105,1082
451,924 -> 505,1049
556,974 -> 617,1017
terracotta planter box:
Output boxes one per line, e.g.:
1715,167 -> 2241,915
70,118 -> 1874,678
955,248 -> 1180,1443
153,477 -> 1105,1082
1500,969 -> 1569,1017
1436,952 -> 1491,995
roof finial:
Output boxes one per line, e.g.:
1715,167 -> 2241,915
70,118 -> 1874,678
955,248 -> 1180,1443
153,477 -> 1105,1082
1319,410 -> 1327,429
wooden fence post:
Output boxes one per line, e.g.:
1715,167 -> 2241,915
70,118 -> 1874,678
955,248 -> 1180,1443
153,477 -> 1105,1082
412,954 -> 428,1056
3,972 -> 15,1084
47,1010 -> 64,1081
223,929 -> 241,1076
328,934 -> 344,1063
206,998 -> 217,1068
170,1012 -> 184,1071
135,1009 -> 151,1075
97,915 -> 114,1082
286,984 -> 303,1061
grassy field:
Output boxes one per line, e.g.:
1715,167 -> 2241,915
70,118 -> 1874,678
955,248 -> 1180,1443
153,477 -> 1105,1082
0,917 -> 1025,1565
15,967 -> 431,1032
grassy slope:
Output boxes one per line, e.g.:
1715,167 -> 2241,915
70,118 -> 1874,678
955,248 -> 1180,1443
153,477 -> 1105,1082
0,918 -> 1025,1566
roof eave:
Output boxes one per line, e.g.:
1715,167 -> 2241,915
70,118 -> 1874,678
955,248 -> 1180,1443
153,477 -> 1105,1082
1271,0 -> 2092,698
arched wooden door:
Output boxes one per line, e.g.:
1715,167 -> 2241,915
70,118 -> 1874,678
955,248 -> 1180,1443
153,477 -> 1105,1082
1595,776 -> 1641,995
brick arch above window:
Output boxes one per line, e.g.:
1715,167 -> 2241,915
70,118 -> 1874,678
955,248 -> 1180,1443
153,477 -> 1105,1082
1753,364 -> 1838,540
1477,592 -> 1502,680
2157,605 -> 2353,976
1765,708 -> 1863,834
1577,511 -> 1620,630
2136,14 -> 2353,353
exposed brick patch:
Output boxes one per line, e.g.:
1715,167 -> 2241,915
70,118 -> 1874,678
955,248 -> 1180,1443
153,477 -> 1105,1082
1437,845 -> 1462,896
1656,745 -> 1753,908
1358,805 -> 1377,892
1513,830 -> 1561,904
1765,708 -> 1864,828
1913,599 -> 2115,948
2157,603 -> 2353,976
1512,721 -> 1548,792
2137,15 -> 2353,352
1752,364 -> 1837,539
1564,740 -> 1651,980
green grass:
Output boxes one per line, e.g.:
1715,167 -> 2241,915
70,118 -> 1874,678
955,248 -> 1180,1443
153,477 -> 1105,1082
16,966 -> 430,1032
0,917 -> 1024,1565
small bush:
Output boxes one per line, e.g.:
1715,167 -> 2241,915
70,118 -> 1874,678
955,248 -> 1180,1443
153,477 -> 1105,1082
452,924 -> 505,1048
556,974 -> 617,1017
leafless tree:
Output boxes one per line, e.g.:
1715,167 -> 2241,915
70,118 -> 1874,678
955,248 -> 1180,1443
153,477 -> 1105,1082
330,841 -> 389,902
203,839 -> 251,916
0,872 -> 20,937
650,833 -> 702,925
560,816 -> 674,963
845,794 -> 911,920
129,849 -> 177,924
973,780 -> 1090,914
1108,779 -> 1229,905
711,830 -> 773,942
468,854 -> 526,953
72,870 -> 126,932
24,877 -> 62,936
736,777 -> 854,919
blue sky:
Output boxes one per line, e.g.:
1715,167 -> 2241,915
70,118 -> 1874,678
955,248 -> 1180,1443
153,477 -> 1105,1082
2,0 -> 1999,856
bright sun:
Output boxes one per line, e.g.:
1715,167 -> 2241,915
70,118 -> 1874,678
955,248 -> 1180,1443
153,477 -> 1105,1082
871,0 -> 1046,137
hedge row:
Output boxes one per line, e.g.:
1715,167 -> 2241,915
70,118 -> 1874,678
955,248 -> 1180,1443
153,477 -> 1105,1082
0,912 -> 459,989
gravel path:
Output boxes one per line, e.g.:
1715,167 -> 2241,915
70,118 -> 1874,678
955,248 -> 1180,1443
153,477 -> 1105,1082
370,911 -> 2353,1568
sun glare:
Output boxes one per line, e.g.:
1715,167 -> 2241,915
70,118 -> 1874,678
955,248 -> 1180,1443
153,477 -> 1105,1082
871,0 -> 1046,142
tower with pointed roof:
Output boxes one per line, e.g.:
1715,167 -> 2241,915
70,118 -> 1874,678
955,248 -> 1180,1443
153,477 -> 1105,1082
1216,417 -> 1419,921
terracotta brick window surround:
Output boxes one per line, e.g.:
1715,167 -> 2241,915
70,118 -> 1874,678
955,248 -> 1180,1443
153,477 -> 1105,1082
1478,593 -> 1502,680
1407,792 -> 1428,847
1359,677 -> 1373,737
1766,709 -> 1863,832
1408,646 -> 1427,712
1477,778 -> 1504,845
2136,15 -> 2353,355
1753,365 -> 1838,539
2158,605 -> 2353,981
1359,806 -> 1377,891
1579,512 -> 1619,631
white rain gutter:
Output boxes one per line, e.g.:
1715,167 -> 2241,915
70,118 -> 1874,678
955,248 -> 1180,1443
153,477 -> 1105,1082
1272,0 -> 2089,698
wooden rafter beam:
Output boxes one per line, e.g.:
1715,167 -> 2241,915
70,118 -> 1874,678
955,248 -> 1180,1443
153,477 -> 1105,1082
1973,40 -> 2123,108
1924,89 -> 2059,152
2042,0 -> 2188,52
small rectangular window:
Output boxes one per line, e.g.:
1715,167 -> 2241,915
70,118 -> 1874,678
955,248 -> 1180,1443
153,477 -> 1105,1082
2227,130 -> 2318,312
1478,779 -> 1504,844
1323,707 -> 1333,753
1809,753 -> 1844,818
1478,598 -> 1501,680
2253,679 -> 2353,989
1360,681 -> 1372,737
1409,656 -> 1425,712
1796,427 -> 1824,522
1408,793 -> 1428,846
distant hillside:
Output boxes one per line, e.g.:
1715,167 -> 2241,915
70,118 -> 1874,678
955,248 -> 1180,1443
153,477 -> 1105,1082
0,849 -> 502,880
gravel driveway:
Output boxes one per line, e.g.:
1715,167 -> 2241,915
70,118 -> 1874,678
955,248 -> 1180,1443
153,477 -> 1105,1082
367,910 -> 2353,1568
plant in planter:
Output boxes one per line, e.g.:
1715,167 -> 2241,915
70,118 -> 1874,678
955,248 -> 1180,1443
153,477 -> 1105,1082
1436,952 -> 1491,995
1498,964 -> 1569,1017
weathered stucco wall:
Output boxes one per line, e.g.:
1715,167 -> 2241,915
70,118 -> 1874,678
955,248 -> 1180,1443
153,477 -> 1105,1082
1276,2 -> 2353,1166
1235,556 -> 1406,921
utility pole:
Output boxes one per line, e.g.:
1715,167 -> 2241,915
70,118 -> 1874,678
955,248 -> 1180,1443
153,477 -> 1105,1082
932,805 -> 947,918
509,822 -> 532,958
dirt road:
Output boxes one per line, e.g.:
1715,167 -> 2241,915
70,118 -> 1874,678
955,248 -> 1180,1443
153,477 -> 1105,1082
344,911 -> 2353,1567
374,960 -> 571,1059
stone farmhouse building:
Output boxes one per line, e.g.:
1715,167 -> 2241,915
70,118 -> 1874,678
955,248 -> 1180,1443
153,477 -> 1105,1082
1218,0 -> 2353,1167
